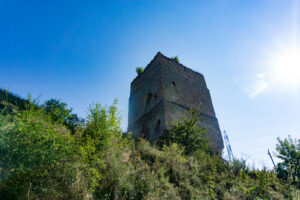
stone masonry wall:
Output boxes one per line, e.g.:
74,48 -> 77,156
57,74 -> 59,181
128,56 -> 167,142
128,52 -> 224,152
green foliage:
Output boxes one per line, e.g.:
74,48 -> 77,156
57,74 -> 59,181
159,107 -> 211,155
96,138 -> 297,200
42,99 -> 83,134
171,56 -> 179,63
231,157 -> 249,175
0,99 -> 122,199
0,102 -> 89,199
136,67 -> 144,75
0,88 -> 27,113
276,136 -> 300,188
0,103 -> 73,180
0,96 -> 299,199
84,99 -> 121,149
77,99 -> 124,192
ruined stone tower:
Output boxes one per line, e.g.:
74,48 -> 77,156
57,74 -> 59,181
128,52 -> 223,152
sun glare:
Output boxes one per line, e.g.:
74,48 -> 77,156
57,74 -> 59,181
269,47 -> 300,88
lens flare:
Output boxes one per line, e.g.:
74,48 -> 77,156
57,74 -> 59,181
269,47 -> 300,89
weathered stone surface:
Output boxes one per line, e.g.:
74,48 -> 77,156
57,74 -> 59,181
128,52 -> 224,153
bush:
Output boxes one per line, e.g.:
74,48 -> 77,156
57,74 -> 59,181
0,102 -> 90,199
136,67 -> 144,75
159,107 -> 211,155
0,97 -> 299,199
275,136 -> 300,188
171,56 -> 179,63
42,99 -> 84,134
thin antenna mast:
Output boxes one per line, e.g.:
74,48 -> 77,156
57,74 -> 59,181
223,130 -> 234,161
268,149 -> 277,170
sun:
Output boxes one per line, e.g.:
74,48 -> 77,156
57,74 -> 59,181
269,46 -> 300,89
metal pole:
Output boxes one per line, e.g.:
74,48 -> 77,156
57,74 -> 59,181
268,149 -> 277,170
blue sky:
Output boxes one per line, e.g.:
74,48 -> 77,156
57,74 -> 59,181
1,0 -> 299,168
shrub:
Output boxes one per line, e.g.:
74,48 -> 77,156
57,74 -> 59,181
136,67 -> 144,75
0,97 -> 299,199
42,99 -> 84,134
171,56 -> 179,63
0,102 -> 90,199
159,106 -> 211,155
275,136 -> 300,188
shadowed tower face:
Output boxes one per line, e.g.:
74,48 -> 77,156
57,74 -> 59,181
128,52 -> 224,152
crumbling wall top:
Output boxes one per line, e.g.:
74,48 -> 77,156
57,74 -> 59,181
131,52 -> 205,88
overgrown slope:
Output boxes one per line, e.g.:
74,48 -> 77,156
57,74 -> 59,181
0,95 -> 299,199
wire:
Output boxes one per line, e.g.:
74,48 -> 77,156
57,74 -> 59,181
227,111 -> 300,132
229,129 -> 300,142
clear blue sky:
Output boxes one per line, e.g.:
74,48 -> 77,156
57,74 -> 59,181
1,0 -> 299,168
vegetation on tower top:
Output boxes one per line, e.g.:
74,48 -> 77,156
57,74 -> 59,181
136,67 -> 144,75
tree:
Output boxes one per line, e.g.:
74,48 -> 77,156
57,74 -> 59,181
136,67 -> 144,75
0,99 -> 123,199
275,135 -> 300,188
0,102 -> 89,199
42,99 -> 83,134
83,99 -> 122,151
159,107 -> 211,155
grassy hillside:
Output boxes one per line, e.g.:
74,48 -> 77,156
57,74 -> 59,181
0,92 -> 299,199
0,88 -> 27,112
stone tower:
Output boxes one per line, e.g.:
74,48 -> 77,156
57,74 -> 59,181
128,52 -> 223,152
